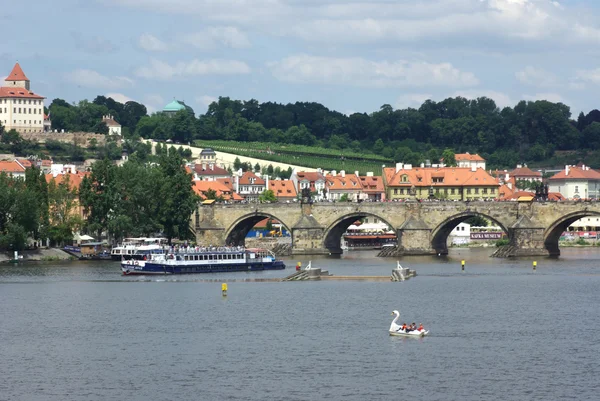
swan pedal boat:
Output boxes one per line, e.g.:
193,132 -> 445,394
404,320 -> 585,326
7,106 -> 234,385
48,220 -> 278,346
389,329 -> 429,337
389,309 -> 429,337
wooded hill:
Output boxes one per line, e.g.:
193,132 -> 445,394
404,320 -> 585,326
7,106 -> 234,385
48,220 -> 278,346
39,95 -> 600,169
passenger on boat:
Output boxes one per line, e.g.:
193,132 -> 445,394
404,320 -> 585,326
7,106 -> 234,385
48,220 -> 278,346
418,323 -> 424,331
401,323 -> 407,331
411,323 -> 417,331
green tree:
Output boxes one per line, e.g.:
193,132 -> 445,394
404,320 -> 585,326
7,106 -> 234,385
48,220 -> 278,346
442,149 -> 456,166
259,189 -> 277,202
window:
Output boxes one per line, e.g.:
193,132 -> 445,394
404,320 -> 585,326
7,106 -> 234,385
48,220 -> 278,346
483,188 -> 487,194
18,108 -> 21,113
401,175 -> 408,183
491,188 -> 495,194
400,188 -> 405,195
13,108 -> 16,113
467,189 -> 472,194
475,188 -> 479,194
394,189 -> 398,195
575,186 -> 579,193
451,188 -> 455,195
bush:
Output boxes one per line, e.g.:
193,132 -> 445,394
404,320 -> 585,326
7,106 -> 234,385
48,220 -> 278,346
495,238 -> 510,247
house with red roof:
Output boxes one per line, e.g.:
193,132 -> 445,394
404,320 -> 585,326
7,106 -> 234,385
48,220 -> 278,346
548,165 -> 600,199
510,164 -> 542,183
358,173 -> 386,201
268,179 -> 297,202
192,180 -> 243,202
0,63 -> 45,134
325,171 -> 362,201
455,153 -> 486,170
0,160 -> 27,178
191,160 -> 231,181
291,169 -> 326,200
235,170 -> 266,201
384,163 -> 499,201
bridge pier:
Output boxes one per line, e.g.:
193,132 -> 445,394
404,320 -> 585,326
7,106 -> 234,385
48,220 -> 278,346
396,217 -> 437,256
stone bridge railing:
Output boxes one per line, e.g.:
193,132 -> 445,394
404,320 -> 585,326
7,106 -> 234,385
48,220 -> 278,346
192,200 -> 600,257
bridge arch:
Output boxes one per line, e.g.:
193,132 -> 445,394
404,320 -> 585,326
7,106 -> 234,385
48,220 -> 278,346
431,211 -> 510,255
225,212 -> 292,247
323,212 -> 396,254
544,210 -> 600,256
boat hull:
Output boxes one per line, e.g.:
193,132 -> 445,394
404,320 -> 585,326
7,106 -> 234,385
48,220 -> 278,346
389,330 -> 429,337
121,260 -> 286,275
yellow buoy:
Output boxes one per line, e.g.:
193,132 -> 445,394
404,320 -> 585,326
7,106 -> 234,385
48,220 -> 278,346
221,283 -> 228,296
461,260 -> 465,271
533,261 -> 537,271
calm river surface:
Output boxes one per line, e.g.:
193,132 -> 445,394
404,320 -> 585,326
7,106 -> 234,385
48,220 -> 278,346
1,248 -> 600,401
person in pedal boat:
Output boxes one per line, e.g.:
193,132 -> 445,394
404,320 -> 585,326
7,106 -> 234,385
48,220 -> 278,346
418,323 -> 424,331
401,323 -> 408,331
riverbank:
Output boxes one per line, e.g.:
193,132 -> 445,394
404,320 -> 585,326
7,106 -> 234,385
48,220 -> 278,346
0,248 -> 74,263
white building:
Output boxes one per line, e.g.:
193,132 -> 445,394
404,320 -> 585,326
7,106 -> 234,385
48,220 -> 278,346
102,115 -> 122,136
548,165 -> 600,200
455,153 -> 486,170
449,222 -> 471,245
0,63 -> 45,134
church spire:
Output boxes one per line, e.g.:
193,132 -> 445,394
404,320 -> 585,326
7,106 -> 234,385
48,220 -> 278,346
6,62 -> 29,82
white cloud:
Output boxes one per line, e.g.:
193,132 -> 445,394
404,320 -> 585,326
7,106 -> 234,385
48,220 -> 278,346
106,92 -> 134,103
268,55 -> 479,88
69,69 -> 134,89
138,33 -> 168,51
182,27 -> 250,49
143,94 -> 165,113
452,90 -> 513,108
523,92 -> 565,103
515,66 -> 558,87
395,93 -> 432,109
135,59 -> 251,80
574,68 -> 600,85
196,95 -> 218,108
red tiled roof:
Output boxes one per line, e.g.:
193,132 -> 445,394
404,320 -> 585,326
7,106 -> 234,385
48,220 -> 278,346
359,175 -> 385,193
510,166 -> 541,177
268,180 -> 297,199
193,163 -> 230,176
498,184 -> 514,199
506,190 -> 565,201
102,117 -> 120,127
17,159 -> 32,168
0,160 -> 26,173
0,86 -> 44,99
297,171 -> 325,182
192,180 -> 242,201
549,166 -> 600,180
239,171 -> 265,185
325,174 -> 360,191
5,63 -> 29,81
456,153 -> 485,162
254,217 -> 282,228
45,173 -> 86,191
216,177 -> 234,191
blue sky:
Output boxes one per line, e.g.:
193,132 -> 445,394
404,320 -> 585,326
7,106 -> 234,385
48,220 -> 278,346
2,0 -> 600,116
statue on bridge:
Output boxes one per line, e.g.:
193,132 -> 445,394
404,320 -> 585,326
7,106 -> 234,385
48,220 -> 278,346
301,188 -> 313,205
534,183 -> 549,201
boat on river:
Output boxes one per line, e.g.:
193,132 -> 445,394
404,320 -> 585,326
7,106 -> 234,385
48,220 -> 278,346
121,246 -> 285,275
111,237 -> 166,261
389,310 -> 429,337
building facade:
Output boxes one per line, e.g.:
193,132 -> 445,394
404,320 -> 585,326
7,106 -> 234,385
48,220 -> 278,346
0,63 -> 45,133
384,163 -> 499,201
548,165 -> 600,200
455,153 -> 486,170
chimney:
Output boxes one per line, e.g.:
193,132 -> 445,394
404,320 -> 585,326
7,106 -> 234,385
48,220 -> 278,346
420,163 -> 425,168
265,175 -> 269,192
366,172 -> 373,177
340,170 -> 345,177
425,159 -> 431,168
235,174 -> 239,193
355,170 -> 360,177
395,163 -> 403,173
404,164 -> 412,170
565,165 -> 569,176
331,170 -> 336,177
517,164 -> 522,169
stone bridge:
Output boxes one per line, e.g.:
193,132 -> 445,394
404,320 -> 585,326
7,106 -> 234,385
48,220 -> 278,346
192,201 -> 600,257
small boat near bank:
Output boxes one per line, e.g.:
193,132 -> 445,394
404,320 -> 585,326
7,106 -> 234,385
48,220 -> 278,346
121,246 -> 285,275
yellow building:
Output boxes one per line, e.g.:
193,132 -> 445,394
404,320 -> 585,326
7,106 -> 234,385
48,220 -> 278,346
383,163 -> 499,201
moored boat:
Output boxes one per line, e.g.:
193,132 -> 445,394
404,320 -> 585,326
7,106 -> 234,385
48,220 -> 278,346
121,246 -> 285,275
111,237 -> 166,260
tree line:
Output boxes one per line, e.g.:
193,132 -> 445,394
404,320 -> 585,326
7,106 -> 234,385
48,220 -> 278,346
38,95 -> 600,169
0,150 -> 198,252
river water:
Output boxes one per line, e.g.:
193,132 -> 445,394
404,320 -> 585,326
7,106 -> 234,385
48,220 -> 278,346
1,248 -> 599,401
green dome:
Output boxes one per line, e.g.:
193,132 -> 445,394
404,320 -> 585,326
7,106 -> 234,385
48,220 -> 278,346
163,100 -> 185,112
